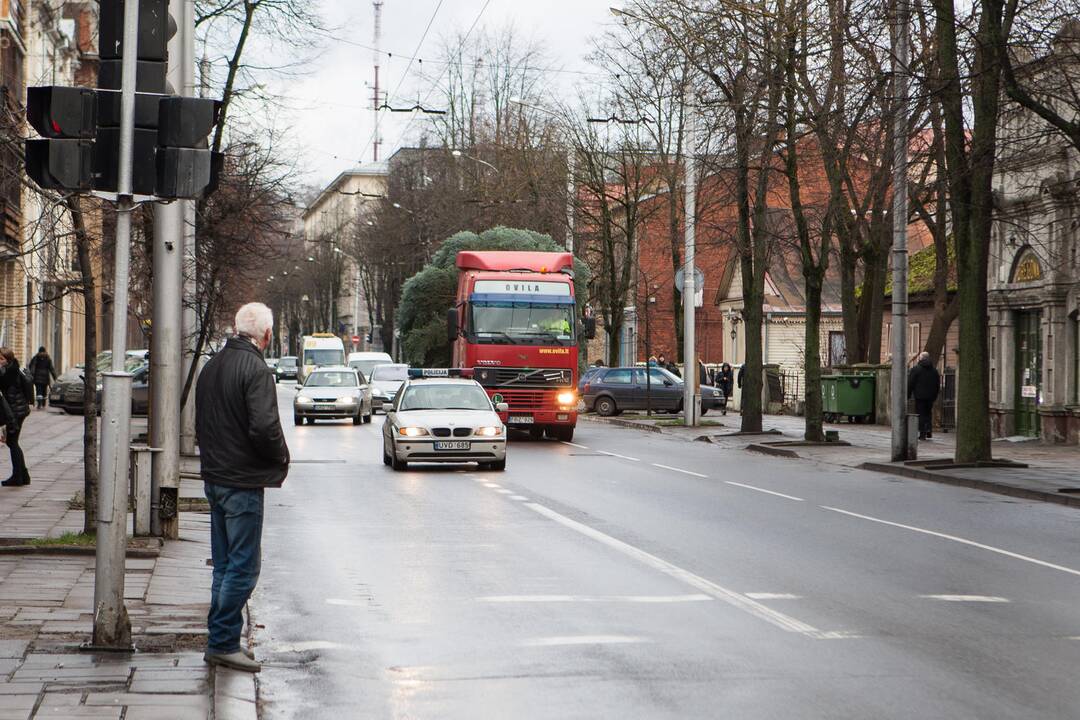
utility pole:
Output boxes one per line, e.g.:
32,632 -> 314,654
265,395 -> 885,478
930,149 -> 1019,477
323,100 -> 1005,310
890,0 -> 911,461
93,0 -> 140,650
149,0 -> 193,539
682,87 -> 698,427
372,1 -> 383,162
179,26 -> 200,457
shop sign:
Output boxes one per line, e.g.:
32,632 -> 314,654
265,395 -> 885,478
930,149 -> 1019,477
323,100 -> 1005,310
1021,385 -> 1038,398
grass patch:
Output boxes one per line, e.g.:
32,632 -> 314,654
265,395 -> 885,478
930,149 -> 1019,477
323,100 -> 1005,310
27,532 -> 96,547
655,419 -> 724,427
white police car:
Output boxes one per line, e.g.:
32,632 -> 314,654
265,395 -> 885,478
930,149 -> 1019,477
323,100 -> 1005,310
382,369 -> 508,471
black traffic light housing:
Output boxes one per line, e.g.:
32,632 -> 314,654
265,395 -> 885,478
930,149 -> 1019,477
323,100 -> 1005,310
25,86 -> 97,191
155,97 -> 223,198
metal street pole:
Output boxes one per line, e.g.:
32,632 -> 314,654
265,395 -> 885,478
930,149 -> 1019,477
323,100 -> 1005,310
149,0 -> 193,539
180,0 -> 199,457
890,0 -> 911,461
93,0 -> 141,649
682,87 -> 698,427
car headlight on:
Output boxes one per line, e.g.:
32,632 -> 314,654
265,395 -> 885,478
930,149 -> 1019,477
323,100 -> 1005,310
398,426 -> 429,437
335,396 -> 356,405
556,390 -> 576,406
475,426 -> 503,437
296,396 -> 313,405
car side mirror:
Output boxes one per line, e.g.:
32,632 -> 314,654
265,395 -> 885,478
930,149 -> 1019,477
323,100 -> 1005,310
447,307 -> 459,344
663,380 -> 673,387
382,402 -> 394,413
495,402 -> 509,413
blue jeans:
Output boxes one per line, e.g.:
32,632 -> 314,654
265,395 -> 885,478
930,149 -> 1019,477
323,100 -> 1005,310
205,483 -> 264,654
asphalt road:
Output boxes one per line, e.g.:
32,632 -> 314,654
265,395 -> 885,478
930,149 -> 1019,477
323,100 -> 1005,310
252,382 -> 1080,719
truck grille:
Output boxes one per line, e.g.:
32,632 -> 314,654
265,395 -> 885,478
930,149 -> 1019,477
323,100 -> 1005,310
474,367 -> 572,388
493,388 -> 560,411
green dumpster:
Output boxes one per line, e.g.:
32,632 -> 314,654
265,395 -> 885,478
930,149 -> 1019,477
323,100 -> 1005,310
821,373 -> 875,423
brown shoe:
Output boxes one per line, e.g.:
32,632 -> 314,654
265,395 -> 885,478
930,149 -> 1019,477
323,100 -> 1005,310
204,651 -> 261,673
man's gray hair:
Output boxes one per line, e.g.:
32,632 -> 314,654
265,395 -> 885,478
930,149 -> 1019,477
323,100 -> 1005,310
918,351 -> 930,362
235,302 -> 274,340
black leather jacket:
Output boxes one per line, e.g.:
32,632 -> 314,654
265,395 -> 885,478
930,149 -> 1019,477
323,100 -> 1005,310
195,337 -> 290,489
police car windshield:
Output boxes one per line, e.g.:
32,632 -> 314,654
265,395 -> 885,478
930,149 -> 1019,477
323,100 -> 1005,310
398,384 -> 492,411
471,302 -> 574,346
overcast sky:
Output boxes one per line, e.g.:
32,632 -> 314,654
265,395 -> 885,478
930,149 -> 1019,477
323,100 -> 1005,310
265,1 -> 616,189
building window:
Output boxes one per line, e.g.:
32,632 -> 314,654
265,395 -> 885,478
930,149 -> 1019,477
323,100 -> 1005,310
908,322 -> 921,359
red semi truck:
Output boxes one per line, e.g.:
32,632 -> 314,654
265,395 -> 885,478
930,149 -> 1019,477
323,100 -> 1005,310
448,250 -> 592,442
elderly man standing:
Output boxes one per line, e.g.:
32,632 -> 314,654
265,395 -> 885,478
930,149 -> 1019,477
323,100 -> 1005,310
196,303 -> 290,672
907,351 -> 941,441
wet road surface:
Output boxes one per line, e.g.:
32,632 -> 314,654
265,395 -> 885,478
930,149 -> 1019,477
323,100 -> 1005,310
252,383 -> 1080,719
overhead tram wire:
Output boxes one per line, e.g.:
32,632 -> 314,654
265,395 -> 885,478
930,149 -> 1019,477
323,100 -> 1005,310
382,0 -> 493,161
354,0 -> 446,165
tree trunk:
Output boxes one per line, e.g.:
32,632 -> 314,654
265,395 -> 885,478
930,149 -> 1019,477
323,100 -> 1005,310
68,197 -> 99,534
804,277 -> 825,441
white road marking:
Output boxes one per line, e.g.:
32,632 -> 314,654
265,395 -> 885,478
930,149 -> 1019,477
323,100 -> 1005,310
652,463 -> 707,478
725,481 -> 805,502
562,441 -> 589,449
510,495 -> 530,501
477,594 -> 713,604
598,450 -> 640,462
921,595 -> 1009,603
524,502 -> 846,639
745,593 -> 802,600
521,635 -> 648,647
822,506 -> 1080,579
495,489 -> 513,494
483,483 -> 502,488
325,598 -> 365,607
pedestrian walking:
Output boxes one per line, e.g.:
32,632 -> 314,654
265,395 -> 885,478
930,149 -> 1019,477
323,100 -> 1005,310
907,351 -> 941,440
717,363 -> 734,397
0,348 -> 34,486
698,359 -> 709,388
27,347 -> 57,409
196,303 -> 290,673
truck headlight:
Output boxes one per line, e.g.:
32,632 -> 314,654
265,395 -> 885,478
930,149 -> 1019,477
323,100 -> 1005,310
556,390 -> 576,406
475,426 -> 503,437
398,427 -> 429,437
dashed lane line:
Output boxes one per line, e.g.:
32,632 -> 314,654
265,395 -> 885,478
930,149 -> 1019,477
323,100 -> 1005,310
524,501 -> 848,640
652,463 -> 707,478
477,594 -> 713,603
822,506 -> 1080,579
725,481 -> 805,502
921,595 -> 1009,603
562,441 -> 589,449
745,593 -> 802,600
521,635 -> 648,647
597,450 -> 640,462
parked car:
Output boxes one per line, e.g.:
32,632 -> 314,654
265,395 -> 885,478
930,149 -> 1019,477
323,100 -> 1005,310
275,356 -> 299,382
347,351 -> 393,382
50,353 -> 146,414
369,363 -> 409,412
96,362 -> 150,416
582,366 -> 725,417
578,365 -> 606,395
266,357 -> 279,370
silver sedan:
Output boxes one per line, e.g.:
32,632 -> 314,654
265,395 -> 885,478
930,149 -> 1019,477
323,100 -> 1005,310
293,366 -> 372,425
382,378 -> 507,471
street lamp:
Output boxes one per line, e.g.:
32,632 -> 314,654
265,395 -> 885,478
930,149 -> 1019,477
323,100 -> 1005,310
451,148 -> 500,173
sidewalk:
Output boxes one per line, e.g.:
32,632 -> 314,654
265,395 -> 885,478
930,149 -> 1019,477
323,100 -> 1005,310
0,410 -> 257,719
582,411 -> 1080,507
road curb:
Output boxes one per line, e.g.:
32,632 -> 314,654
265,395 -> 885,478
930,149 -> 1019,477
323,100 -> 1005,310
745,443 -> 800,458
214,665 -> 259,720
579,415 -> 664,434
858,461 -> 1080,509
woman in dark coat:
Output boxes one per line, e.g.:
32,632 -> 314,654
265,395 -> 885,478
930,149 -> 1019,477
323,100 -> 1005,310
0,347 -> 33,486
716,363 -> 735,398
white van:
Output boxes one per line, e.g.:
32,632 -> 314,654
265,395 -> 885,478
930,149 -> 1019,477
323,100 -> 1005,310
300,334 -> 346,384
347,351 -> 393,382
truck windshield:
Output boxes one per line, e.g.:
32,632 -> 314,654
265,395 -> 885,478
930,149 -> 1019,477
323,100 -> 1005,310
470,302 -> 574,345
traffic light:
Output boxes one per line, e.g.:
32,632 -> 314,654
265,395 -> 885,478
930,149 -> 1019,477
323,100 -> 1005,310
93,0 -> 173,194
25,86 -> 97,190
155,97 -> 223,198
